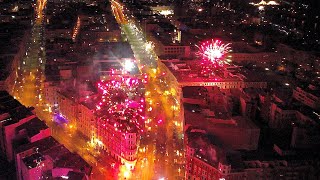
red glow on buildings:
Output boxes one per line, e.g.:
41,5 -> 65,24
95,77 -> 145,133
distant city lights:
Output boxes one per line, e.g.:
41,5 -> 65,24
250,0 -> 279,6
159,10 -> 173,16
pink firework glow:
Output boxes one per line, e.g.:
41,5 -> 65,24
96,77 -> 145,133
197,39 -> 231,66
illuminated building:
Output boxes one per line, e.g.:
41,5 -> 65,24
293,86 -> 320,110
94,118 -> 138,167
230,52 -> 281,64
55,77 -> 144,168
43,81 -> 60,113
185,127 -> 227,180
185,126 -> 319,180
56,90 -> 78,125
92,77 -> 144,167
163,60 -> 268,89
185,105 -> 260,151
0,92 -> 37,162
148,27 -> 190,57
15,136 -> 92,180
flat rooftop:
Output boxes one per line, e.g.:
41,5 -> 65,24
17,136 -> 91,172
184,105 -> 259,130
15,136 -> 60,154
22,152 -> 45,169
162,60 -> 242,83
186,126 -> 226,167
162,60 -> 269,85
15,117 -> 48,138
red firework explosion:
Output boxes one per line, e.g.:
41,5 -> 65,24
197,39 -> 231,66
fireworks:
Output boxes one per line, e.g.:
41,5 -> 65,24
96,77 -> 145,133
197,39 -> 231,66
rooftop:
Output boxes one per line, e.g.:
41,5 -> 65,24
16,136 -> 91,172
0,91 -> 23,114
22,152 -> 45,169
98,111 -> 140,133
163,60 -> 246,84
15,117 -> 48,138
55,152 -> 91,171
184,105 -> 259,130
0,105 -> 34,127
296,85 -> 320,98
15,136 -> 60,154
186,126 -> 226,167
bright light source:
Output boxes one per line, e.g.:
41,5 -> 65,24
159,178 -> 165,180
145,41 -> 154,51
124,59 -> 135,72
198,8 -> 203,12
258,6 -> 264,11
265,68 -> 269,71
196,39 -> 231,67
123,171 -> 130,178
159,10 -> 173,16
285,83 -> 290,86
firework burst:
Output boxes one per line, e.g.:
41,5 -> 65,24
197,39 -> 231,66
96,77 -> 145,133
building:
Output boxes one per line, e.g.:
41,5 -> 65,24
0,23 -> 29,92
184,102 -> 260,151
162,60 -> 268,89
54,82 -> 142,168
20,153 -> 53,180
185,127 -> 225,180
56,90 -> 78,124
43,81 -> 60,112
0,91 -> 91,179
293,86 -> 320,110
78,102 -> 95,137
12,117 -> 51,150
145,21 -> 190,58
230,52 -> 280,64
0,91 -> 37,162
239,88 -> 267,120
185,126 -> 319,180
268,101 -> 297,128
149,31 -> 190,58
0,91 -> 50,162
94,117 -> 138,168
15,136 -> 92,180
290,125 -> 320,149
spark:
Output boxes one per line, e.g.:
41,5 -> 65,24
196,39 -> 231,66
96,77 -> 145,133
